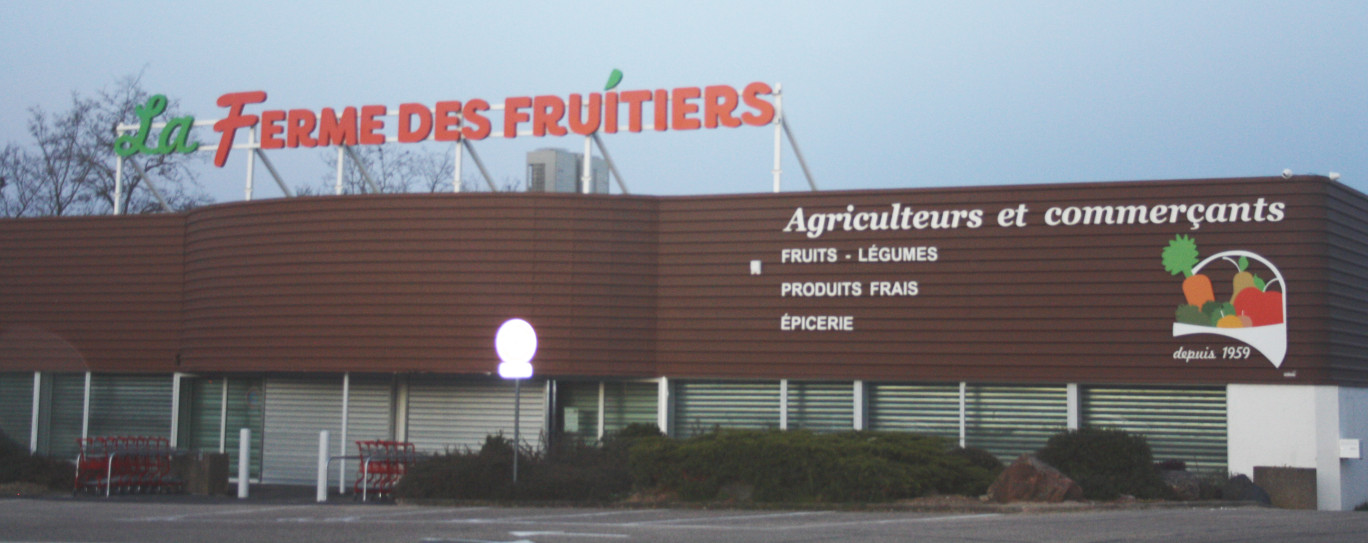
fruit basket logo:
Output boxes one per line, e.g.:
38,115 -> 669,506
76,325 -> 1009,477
1163,235 -> 1287,367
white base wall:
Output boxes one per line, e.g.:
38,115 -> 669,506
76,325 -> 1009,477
1337,387 -> 1368,511
1228,384 -> 1368,511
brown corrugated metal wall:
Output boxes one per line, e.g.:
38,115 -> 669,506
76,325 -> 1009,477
654,177 -> 1338,384
0,215 -> 184,373
1324,181 -> 1368,386
179,193 -> 658,376
1,176 -> 1365,386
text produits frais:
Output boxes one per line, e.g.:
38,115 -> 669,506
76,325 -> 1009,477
781,281 -> 919,297
210,83 -> 776,167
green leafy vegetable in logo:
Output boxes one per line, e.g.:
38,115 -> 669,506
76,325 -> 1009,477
1162,234 -> 1215,307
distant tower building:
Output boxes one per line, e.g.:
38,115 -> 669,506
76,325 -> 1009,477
526,148 -> 609,194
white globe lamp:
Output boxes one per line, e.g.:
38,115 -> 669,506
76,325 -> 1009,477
495,318 -> 536,378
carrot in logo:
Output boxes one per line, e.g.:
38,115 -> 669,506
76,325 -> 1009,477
1163,234 -> 1287,367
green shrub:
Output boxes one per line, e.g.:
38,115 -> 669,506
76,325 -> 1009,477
394,434 -> 518,501
626,429 -> 993,503
946,446 -> 1004,496
394,432 -> 634,502
1037,427 -> 1167,500
0,427 -> 74,491
517,438 -> 633,501
613,423 -> 663,439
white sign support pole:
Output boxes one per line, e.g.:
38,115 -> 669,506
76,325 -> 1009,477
772,83 -> 783,193
339,373 -> 349,495
958,382 -> 967,449
244,126 -> 256,201
316,430 -> 329,502
335,147 -> 345,195
238,428 -> 251,498
113,156 -> 123,215
582,135 -> 593,194
453,142 -> 463,193
30,372 -> 41,453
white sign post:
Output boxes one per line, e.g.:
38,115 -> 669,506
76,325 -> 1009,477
495,318 -> 537,484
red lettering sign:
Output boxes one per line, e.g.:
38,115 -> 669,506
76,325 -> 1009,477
207,83 -> 776,165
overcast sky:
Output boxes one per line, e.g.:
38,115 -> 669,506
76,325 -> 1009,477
2,0 -> 1365,203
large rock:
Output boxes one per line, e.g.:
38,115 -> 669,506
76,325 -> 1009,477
1223,474 -> 1272,505
986,454 -> 1084,503
1161,469 -> 1201,501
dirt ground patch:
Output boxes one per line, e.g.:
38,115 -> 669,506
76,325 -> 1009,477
0,482 -> 64,498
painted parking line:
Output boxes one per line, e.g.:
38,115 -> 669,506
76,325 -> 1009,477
124,505 -> 315,522
352,506 -> 492,520
772,512 -> 1003,530
509,531 -> 629,538
623,510 -> 827,526
535,511 -> 1001,532
439,508 -> 674,525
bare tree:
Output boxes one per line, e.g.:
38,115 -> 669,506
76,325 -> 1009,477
14,100 -> 98,216
298,143 -> 485,195
0,72 -> 211,218
0,144 -> 39,217
87,73 -> 211,214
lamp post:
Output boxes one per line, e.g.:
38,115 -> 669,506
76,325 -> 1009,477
495,318 -> 536,484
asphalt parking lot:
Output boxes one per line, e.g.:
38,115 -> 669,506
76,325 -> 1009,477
4,497 -> 1368,543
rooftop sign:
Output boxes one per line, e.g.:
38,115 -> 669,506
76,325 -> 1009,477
112,82 -> 779,167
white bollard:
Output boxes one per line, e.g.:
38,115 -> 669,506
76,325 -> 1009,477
238,428 -> 251,499
316,430 -> 330,503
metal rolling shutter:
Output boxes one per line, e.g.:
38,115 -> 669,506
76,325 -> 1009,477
966,384 -> 1068,461
603,381 -> 657,434
0,373 -> 33,446
868,383 -> 960,440
45,373 -> 87,459
789,381 -> 853,433
182,377 -> 264,479
88,374 -> 173,439
674,381 -> 780,438
1081,386 -> 1227,474
262,376 -> 343,485
405,376 -> 546,454
345,375 -> 395,445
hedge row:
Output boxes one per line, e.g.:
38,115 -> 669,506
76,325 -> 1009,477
395,432 -> 637,502
395,427 -> 1001,503
0,428 -> 73,490
629,430 -> 1001,502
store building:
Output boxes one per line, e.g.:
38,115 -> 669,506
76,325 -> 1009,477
1,175 -> 1365,509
